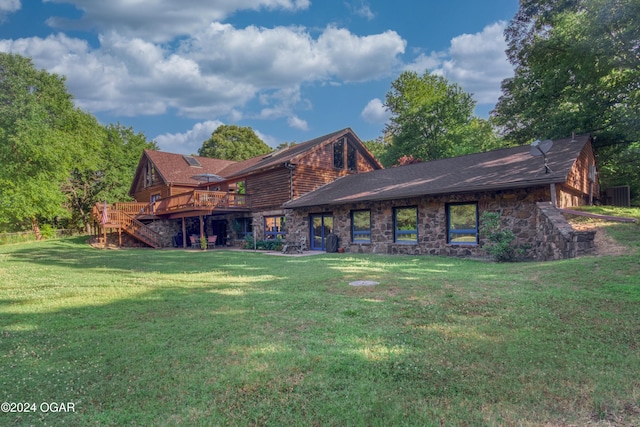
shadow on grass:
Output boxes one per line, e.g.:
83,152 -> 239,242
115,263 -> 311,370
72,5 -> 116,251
2,237 -> 640,425
2,237 -> 288,275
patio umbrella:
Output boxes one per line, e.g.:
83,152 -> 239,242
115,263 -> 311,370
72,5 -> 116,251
192,173 -> 224,183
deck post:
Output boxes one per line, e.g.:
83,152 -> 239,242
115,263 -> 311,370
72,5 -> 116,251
182,218 -> 187,248
199,215 -> 205,240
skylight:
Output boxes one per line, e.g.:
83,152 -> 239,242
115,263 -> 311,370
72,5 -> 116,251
183,155 -> 201,167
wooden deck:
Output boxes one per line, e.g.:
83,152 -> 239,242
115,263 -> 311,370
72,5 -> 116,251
93,191 -> 251,247
154,191 -> 250,215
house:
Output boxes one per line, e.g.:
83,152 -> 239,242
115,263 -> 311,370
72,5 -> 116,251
95,130 -> 598,260
282,134 -> 599,261
93,128 -> 382,248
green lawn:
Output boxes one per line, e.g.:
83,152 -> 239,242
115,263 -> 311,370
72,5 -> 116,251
1,209 -> 639,426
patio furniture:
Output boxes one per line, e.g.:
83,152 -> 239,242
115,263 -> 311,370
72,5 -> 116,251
189,235 -> 199,249
207,235 -> 217,249
282,235 -> 306,254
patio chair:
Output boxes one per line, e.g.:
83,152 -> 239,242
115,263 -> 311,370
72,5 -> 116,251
189,235 -> 199,249
207,235 -> 217,249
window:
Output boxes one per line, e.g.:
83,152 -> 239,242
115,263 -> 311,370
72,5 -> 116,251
333,138 -> 344,169
234,218 -> 253,240
347,143 -> 357,171
264,216 -> 286,240
150,193 -> 161,213
351,210 -> 371,243
447,203 -> 478,244
145,163 -> 156,187
229,181 -> 247,206
183,155 -> 201,167
394,207 -> 418,243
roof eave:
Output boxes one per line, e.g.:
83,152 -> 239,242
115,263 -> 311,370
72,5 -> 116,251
284,178 -> 565,209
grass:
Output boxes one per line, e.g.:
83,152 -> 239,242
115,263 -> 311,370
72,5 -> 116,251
1,207 -> 639,426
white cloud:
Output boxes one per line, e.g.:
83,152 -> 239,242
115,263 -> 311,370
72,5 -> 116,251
288,115 -> 309,131
154,120 -> 224,154
43,0 -> 311,42
405,21 -> 514,108
183,23 -> 405,85
443,22 -> 514,104
405,51 -> 446,74
254,130 -> 280,148
346,1 -> 375,20
317,27 -> 405,82
0,22 -> 405,121
0,0 -> 20,20
361,98 -> 390,124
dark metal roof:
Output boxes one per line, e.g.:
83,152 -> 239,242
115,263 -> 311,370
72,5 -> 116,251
284,135 -> 591,208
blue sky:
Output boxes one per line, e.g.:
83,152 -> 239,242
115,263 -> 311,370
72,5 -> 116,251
0,0 -> 519,154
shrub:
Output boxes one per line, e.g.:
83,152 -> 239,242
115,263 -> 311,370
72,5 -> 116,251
39,224 -> 56,240
479,211 -> 528,262
242,234 -> 283,251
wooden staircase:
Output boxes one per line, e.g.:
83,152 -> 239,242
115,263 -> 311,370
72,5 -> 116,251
93,203 -> 164,248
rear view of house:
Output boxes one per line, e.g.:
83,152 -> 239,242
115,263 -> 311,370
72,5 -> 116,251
93,128 -> 381,248
94,130 -> 598,260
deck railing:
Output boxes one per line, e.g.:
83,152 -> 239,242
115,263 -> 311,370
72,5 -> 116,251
153,191 -> 250,213
114,202 -> 152,215
92,204 -> 163,248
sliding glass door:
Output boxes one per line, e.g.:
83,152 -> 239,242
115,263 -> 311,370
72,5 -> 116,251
310,214 -> 333,250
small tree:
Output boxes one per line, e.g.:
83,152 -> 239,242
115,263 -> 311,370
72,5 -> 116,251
479,211 -> 523,262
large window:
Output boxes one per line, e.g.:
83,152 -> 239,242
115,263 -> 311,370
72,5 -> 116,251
351,210 -> 371,243
234,218 -> 253,240
144,163 -> 157,187
394,207 -> 418,243
333,138 -> 345,169
447,203 -> 478,244
347,144 -> 357,171
264,216 -> 286,240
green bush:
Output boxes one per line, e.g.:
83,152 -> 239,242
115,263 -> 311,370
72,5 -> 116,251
479,211 -> 528,262
39,224 -> 56,240
242,234 -> 283,251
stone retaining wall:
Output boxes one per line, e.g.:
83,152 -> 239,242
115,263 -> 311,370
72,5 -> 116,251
534,202 -> 596,261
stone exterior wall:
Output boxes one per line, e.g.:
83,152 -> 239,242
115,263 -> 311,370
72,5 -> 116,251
534,202 -> 595,261
285,187 -> 595,261
146,219 -> 182,247
286,187 -> 549,258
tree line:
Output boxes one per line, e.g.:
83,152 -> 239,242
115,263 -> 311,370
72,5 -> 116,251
0,54 -> 157,236
368,0 -> 638,204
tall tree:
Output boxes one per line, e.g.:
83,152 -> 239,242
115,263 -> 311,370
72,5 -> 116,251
198,125 -> 271,161
62,123 -> 157,231
0,53 -> 86,236
382,70 -> 480,165
493,0 -> 640,201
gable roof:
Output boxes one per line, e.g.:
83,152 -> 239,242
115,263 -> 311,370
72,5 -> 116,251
218,127 -> 381,178
130,128 -> 381,195
284,135 -> 592,208
129,150 -> 236,194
